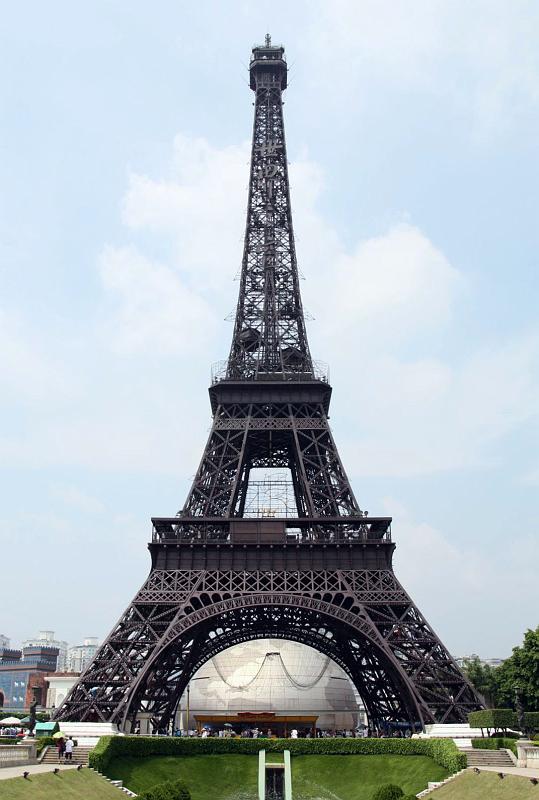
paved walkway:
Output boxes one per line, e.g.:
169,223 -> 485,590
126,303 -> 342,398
475,765 -> 539,778
0,763 -> 79,781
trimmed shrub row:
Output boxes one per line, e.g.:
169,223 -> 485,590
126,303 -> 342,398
0,736 -> 54,753
89,735 -> 466,775
468,709 -> 515,729
472,737 -> 517,756
469,709 -> 539,732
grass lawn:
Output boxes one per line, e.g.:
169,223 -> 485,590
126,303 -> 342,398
0,768 -> 126,799
107,753 -> 449,800
429,769 -> 539,798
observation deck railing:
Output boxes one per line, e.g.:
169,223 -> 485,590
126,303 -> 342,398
210,360 -> 330,386
151,516 -> 392,545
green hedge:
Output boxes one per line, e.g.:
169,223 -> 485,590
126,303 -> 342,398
36,736 -> 55,755
138,779 -> 191,800
0,736 -> 54,753
524,712 -> 539,732
468,709 -> 515,729
472,737 -> 517,756
469,709 -> 539,733
89,735 -> 466,775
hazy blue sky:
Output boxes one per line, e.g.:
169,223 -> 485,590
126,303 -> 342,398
1,1 -> 537,658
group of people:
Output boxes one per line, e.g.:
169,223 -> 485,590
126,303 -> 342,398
173,726 -> 378,739
0,725 -> 26,738
56,736 -> 75,762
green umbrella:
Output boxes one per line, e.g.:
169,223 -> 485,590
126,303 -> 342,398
52,731 -> 66,739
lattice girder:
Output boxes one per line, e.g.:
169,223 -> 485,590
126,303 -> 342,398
56,566 -> 480,730
183,402 -> 361,518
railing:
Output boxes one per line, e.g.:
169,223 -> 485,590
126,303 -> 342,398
151,516 -> 392,545
210,359 -> 330,386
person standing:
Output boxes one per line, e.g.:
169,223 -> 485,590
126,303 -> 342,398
57,737 -> 66,763
65,737 -> 74,761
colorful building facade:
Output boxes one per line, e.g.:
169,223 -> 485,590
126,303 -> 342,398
0,645 -> 59,711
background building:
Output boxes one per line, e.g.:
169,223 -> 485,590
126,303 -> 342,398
0,635 -> 9,650
0,643 -> 59,710
456,654 -> 505,668
22,631 -> 68,672
180,639 -> 365,733
67,637 -> 99,673
45,672 -> 80,710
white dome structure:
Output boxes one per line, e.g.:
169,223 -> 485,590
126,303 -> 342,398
180,639 -> 365,733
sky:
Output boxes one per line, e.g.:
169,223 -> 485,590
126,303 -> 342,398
0,1 -> 538,659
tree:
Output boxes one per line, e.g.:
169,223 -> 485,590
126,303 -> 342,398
462,657 -> 500,707
494,626 -> 539,712
462,627 -> 539,713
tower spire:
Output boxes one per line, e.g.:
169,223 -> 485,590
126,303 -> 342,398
227,39 -> 312,380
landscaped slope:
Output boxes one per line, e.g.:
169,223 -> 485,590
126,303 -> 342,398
292,755 -> 448,799
428,769 -> 538,798
107,753 -> 449,800
0,768 -> 126,800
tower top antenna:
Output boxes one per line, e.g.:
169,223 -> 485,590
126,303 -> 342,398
265,33 -> 271,47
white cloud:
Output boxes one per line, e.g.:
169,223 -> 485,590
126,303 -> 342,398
0,310 -> 75,407
389,499 -> 539,655
338,335 -> 539,477
49,484 -> 106,514
306,0 -> 539,138
98,245 -> 216,356
1,134 -> 537,485
305,223 -> 463,346
122,134 -> 250,290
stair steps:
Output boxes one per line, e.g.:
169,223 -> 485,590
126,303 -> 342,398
462,747 -> 514,768
41,745 -> 93,766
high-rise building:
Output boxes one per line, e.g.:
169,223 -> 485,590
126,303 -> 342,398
67,638 -> 99,673
22,631 -> 68,671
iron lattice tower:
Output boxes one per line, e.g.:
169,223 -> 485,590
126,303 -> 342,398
55,39 -> 482,732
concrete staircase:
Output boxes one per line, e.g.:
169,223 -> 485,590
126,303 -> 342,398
462,747 -> 515,768
53,722 -> 119,746
40,745 -> 94,766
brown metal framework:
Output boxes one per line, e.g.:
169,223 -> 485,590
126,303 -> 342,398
54,37 -> 482,732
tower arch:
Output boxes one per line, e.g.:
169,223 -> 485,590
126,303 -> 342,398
116,594 -> 425,732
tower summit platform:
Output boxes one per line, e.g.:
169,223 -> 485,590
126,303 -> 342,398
250,34 -> 287,90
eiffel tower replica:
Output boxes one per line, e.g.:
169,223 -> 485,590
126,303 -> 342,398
56,37 -> 482,733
